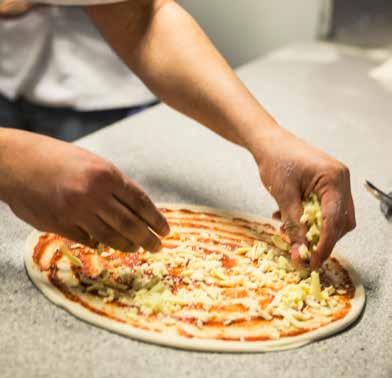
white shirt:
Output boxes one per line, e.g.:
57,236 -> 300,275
0,2 -> 155,111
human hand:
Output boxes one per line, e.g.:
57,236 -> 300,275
0,129 -> 170,251
255,128 -> 356,269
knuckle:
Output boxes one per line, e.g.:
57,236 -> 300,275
85,160 -> 118,188
337,162 -> 349,175
335,161 -> 349,174
120,219 -> 145,245
125,224 -> 149,248
114,211 -> 133,231
330,163 -> 349,183
135,191 -> 152,213
122,218 -> 144,243
61,164 -> 118,205
60,182 -> 85,205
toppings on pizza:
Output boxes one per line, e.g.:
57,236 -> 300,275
300,193 -> 322,255
30,207 -> 356,343
310,270 -> 322,300
298,193 -> 323,295
60,245 -> 82,267
271,235 -> 290,252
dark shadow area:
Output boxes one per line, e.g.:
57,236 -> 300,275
330,0 -> 392,47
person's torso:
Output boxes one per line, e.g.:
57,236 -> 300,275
0,6 -> 155,110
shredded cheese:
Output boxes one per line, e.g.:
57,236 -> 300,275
68,204 -> 346,334
298,244 -> 311,260
271,235 -> 289,251
300,193 -> 322,252
310,271 -> 322,300
60,245 -> 82,267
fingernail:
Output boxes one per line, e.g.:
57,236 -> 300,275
157,218 -> 170,236
161,222 -> 170,236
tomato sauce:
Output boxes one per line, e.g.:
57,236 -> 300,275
31,207 -> 356,343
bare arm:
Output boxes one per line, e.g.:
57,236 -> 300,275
86,0 -> 276,151
0,128 -> 169,251
86,0 -> 355,268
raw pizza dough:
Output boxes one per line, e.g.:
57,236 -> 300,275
25,204 -> 365,352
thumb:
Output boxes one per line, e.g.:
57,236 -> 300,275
280,195 -> 308,266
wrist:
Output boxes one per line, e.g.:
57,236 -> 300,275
241,117 -> 286,167
0,128 -> 16,204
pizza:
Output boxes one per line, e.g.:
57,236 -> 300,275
25,204 -> 365,352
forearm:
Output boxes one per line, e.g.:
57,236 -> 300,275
0,128 -> 37,204
0,128 -> 15,203
86,0 -> 281,156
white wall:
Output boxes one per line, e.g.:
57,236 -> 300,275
179,0 -> 323,67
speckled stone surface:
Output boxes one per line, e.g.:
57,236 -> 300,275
0,42 -> 391,378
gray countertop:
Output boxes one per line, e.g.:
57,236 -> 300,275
0,42 -> 391,378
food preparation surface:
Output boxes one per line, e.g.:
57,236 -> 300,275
0,42 -> 391,377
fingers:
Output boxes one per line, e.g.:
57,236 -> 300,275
310,163 -> 356,269
66,167 -> 167,252
311,220 -> 336,271
279,194 -> 308,266
99,196 -> 162,252
56,225 -> 98,249
84,215 -> 139,252
115,178 -> 170,237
